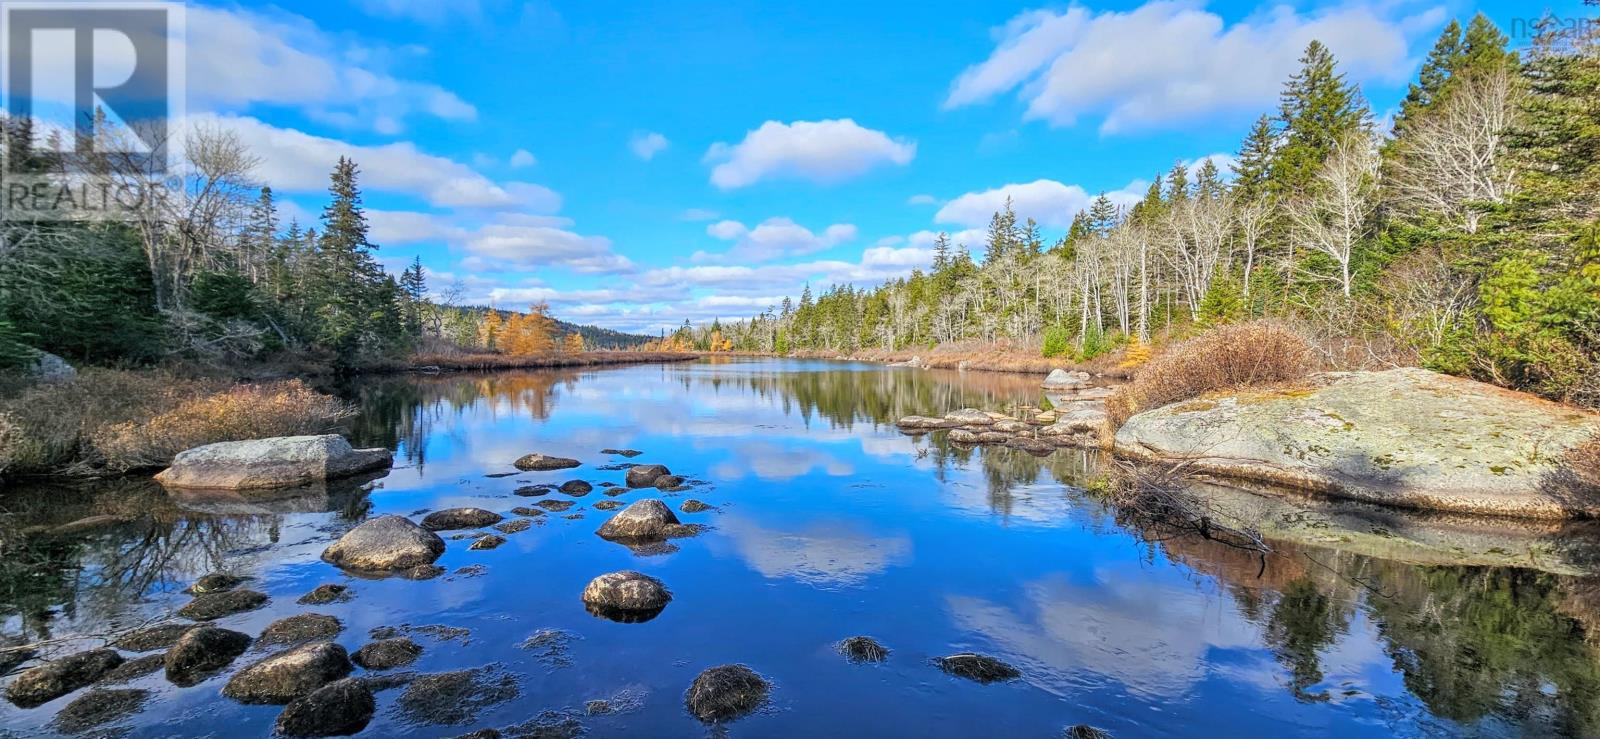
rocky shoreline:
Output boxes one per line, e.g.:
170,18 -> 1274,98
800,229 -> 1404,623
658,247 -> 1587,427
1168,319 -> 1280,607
900,366 -> 1600,520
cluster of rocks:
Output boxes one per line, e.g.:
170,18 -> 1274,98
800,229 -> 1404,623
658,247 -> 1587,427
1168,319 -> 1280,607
894,368 -> 1117,453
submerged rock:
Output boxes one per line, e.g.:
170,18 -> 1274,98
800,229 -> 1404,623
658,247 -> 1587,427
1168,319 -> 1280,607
298,584 -> 352,605
680,499 -> 714,513
837,636 -> 889,663
684,664 -> 769,723
5,649 -> 123,708
224,642 -> 354,704
938,653 -> 1020,683
395,665 -> 519,726
654,475 -> 687,489
0,646 -> 36,675
469,534 -> 507,551
403,564 -> 446,581
592,500 -> 623,511
558,480 -> 593,496
581,571 -> 671,622
188,572 -> 244,594
513,454 -> 581,471
509,507 -> 545,517
422,508 -> 504,531
1066,725 -> 1112,739
155,434 -> 392,491
1114,367 -> 1600,518
519,629 -> 579,668
514,484 -> 553,497
494,519 -> 533,535
97,654 -> 165,684
165,626 -> 252,686
949,429 -> 981,444
321,515 -> 446,572
259,614 -> 343,648
602,448 -> 643,457
535,499 -> 575,513
275,678 -> 376,738
596,499 -> 680,541
625,464 -> 672,488
352,638 -> 422,671
178,589 -> 268,620
112,623 -> 194,653
51,688 -> 148,733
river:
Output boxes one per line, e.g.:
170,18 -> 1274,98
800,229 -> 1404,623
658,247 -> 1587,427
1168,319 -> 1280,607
3,358 -> 1599,736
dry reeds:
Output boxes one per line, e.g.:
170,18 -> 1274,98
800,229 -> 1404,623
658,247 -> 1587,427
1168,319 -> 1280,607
1107,321 -> 1317,430
0,370 -> 352,477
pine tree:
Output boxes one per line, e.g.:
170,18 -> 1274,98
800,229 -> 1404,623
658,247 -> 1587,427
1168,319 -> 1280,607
313,157 -> 385,355
932,232 -> 952,269
1192,159 -> 1224,199
1164,161 -> 1189,202
1087,194 -> 1117,235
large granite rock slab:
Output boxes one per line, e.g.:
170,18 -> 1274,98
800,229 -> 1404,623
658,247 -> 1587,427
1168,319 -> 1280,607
1114,368 -> 1600,518
155,435 -> 391,491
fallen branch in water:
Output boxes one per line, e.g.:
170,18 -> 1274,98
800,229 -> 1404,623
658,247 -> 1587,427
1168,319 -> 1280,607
1104,458 -> 1271,555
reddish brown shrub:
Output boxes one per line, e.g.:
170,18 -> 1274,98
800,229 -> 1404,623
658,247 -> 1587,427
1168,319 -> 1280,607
1108,321 -> 1319,430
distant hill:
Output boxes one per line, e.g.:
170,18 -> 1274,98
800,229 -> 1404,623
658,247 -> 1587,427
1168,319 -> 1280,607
550,317 -> 655,350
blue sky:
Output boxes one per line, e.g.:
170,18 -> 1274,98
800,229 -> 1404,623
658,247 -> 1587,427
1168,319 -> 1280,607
172,0 -> 1588,333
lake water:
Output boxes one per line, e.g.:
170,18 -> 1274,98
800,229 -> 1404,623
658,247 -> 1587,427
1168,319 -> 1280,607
4,357 -> 1600,737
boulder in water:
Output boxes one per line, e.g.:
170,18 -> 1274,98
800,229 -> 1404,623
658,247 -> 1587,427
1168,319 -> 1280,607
625,464 -> 672,488
596,499 -> 680,541
1042,369 -> 1090,389
177,589 -> 268,620
298,584 -> 351,605
4,649 -> 123,708
51,688 -> 148,733
684,664 -> 768,723
113,623 -> 194,652
581,570 -> 671,622
1114,367 -> 1600,518
259,614 -> 343,648
155,435 -> 391,491
321,516 -> 445,572
468,534 -> 506,551
223,642 -> 354,704
513,454 -> 580,471
944,408 -> 994,426
165,626 -> 253,686
352,638 -> 422,671
420,508 -> 503,531
188,572 -> 245,594
395,666 -> 519,727
559,480 -> 593,496
275,678 -> 376,738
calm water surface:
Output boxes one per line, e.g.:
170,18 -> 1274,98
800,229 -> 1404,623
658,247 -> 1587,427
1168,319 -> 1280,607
4,358 -> 1600,737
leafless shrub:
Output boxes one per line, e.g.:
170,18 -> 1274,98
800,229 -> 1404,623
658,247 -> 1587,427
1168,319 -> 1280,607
1108,320 -> 1318,429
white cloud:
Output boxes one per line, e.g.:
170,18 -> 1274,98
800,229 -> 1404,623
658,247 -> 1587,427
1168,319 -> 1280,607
630,131 -> 670,161
945,1 -> 1434,133
934,178 -> 1145,229
184,5 -> 476,132
693,217 -> 858,264
355,0 -> 485,24
704,119 -> 916,189
195,114 -> 558,211
681,208 -> 719,221
510,149 -> 537,168
907,194 -> 939,206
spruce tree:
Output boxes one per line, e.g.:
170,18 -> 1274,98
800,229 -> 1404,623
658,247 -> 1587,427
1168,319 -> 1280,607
1269,41 -> 1372,197
1394,20 -> 1463,135
313,157 -> 388,356
1233,115 -> 1277,200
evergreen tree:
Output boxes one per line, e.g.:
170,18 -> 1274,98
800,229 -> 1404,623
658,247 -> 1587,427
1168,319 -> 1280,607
1087,194 -> 1118,235
1164,161 -> 1189,202
1394,20 -> 1463,135
400,256 -> 427,337
1270,41 -> 1372,197
1233,115 -> 1278,200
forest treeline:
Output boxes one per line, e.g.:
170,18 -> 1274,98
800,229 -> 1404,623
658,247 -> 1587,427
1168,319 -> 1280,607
688,16 -> 1599,407
0,126 -> 642,374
